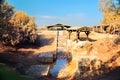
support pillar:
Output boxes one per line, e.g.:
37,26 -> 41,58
76,30 -> 80,40
85,31 -> 90,40
68,30 -> 72,39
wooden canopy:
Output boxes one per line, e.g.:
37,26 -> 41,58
46,24 -> 71,30
66,26 -> 92,40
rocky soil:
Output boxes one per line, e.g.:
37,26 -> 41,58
0,30 -> 120,80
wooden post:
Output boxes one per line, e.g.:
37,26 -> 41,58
85,31 -> 90,40
55,29 -> 59,60
76,30 -> 80,40
68,30 -> 72,39
101,25 -> 103,33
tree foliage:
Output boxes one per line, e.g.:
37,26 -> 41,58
0,1 -> 14,45
99,0 -> 120,32
99,0 -> 120,23
9,11 -> 37,46
0,1 -> 37,46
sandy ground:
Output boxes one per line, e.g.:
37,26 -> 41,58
57,31 -> 120,80
0,30 -> 120,80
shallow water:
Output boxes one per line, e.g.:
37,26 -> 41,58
50,59 -> 67,77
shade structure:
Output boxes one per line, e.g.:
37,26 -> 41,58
46,24 -> 71,30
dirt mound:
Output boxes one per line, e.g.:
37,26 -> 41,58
58,34 -> 120,80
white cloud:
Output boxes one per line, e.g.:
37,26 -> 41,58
35,13 -> 100,27
39,15 -> 57,19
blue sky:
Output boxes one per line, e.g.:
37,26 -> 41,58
8,0 -> 102,27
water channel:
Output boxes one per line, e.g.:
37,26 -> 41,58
49,51 -> 68,77
49,30 -> 68,77
50,58 -> 67,77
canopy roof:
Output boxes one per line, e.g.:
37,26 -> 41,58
67,26 -> 92,32
46,24 -> 71,29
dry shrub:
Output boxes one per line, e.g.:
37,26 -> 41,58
113,37 -> 120,45
0,1 -> 37,46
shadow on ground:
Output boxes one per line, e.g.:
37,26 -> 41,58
37,35 -> 54,47
0,49 -> 68,80
78,37 -> 97,42
11,35 -> 54,49
0,50 -> 38,73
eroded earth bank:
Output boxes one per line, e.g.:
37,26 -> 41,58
0,30 -> 120,80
